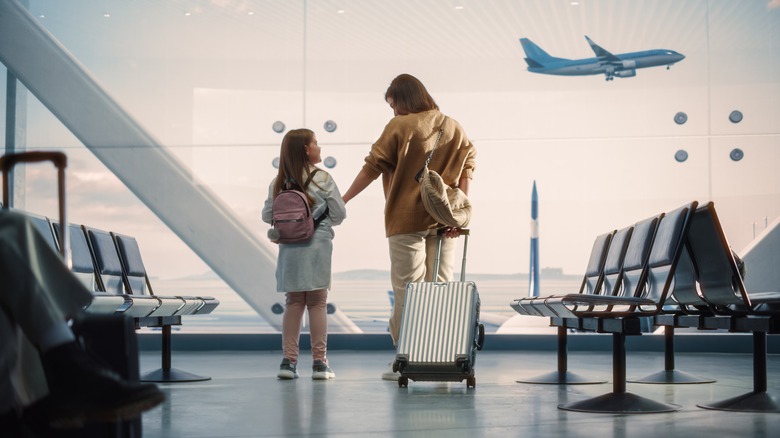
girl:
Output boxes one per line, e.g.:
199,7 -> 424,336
262,129 -> 346,380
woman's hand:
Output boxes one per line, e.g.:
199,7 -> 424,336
443,227 -> 461,239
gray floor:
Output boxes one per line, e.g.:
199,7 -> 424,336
139,349 -> 780,438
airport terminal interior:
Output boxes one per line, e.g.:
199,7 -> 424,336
2,0 -> 779,436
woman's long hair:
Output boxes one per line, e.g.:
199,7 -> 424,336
273,128 -> 317,204
384,74 -> 439,115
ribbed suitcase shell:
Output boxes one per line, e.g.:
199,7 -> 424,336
395,280 -> 481,387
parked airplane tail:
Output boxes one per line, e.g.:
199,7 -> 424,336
519,38 -> 567,68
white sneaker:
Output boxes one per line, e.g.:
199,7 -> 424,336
381,362 -> 400,381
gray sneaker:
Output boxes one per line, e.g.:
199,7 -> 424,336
277,358 -> 298,380
312,360 -> 335,380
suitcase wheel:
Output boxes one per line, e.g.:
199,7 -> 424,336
398,376 -> 409,388
457,358 -> 470,374
467,376 -> 476,389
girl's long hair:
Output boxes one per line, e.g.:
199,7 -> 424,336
272,128 -> 317,204
384,74 -> 439,115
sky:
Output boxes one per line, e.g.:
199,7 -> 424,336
3,0 -> 779,280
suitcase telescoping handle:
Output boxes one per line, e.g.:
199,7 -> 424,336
0,151 -> 68,261
433,227 -> 469,282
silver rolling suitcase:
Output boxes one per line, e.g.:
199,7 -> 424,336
393,229 -> 485,388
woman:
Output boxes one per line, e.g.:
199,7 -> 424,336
341,74 -> 476,380
262,129 -> 346,380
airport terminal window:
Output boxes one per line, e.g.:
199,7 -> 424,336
2,0 -> 778,334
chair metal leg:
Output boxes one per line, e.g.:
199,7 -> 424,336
698,331 -> 780,412
629,326 -> 715,384
140,324 -> 211,383
517,326 -> 606,385
559,333 -> 681,413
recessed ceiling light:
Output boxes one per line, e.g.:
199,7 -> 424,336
248,11 -> 255,16
103,12 -> 111,18
184,11 -> 191,17
38,14 -> 45,19
570,1 -> 580,5
455,5 -> 464,10
337,10 -> 345,14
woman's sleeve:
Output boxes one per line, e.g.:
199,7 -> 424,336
462,142 -> 476,179
361,119 -> 400,179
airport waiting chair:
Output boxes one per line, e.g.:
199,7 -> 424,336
111,232 -> 217,382
24,214 -> 127,315
25,212 -> 57,252
73,225 -> 163,317
557,201 -> 697,414
544,225 -> 635,318
57,223 -> 131,315
510,231 -> 614,385
83,226 -> 187,318
113,233 -> 219,316
628,241 -> 716,385
511,231 -> 613,318
683,202 -> 780,412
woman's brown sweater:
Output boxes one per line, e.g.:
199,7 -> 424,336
360,109 -> 476,237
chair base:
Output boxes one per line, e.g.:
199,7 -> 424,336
628,369 -> 715,384
516,370 -> 606,385
559,392 -> 681,414
698,391 -> 780,413
141,367 -> 211,383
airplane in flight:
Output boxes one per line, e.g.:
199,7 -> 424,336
520,36 -> 685,81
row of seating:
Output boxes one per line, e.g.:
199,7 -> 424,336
26,211 -> 219,382
510,201 -> 780,413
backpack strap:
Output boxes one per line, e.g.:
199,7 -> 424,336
306,169 -> 328,226
314,206 -> 330,227
291,168 -> 328,227
283,168 -> 320,191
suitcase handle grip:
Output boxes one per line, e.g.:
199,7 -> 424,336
1,151 -> 67,205
1,151 -> 68,260
436,227 -> 469,237
0,151 -> 67,173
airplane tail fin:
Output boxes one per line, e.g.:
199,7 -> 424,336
519,38 -> 566,68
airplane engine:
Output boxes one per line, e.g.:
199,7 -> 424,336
615,69 -> 636,78
620,60 -> 637,69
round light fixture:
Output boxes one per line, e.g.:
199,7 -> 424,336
729,110 -> 743,124
674,150 -> 688,163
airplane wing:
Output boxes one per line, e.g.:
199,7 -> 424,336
585,35 -> 621,62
